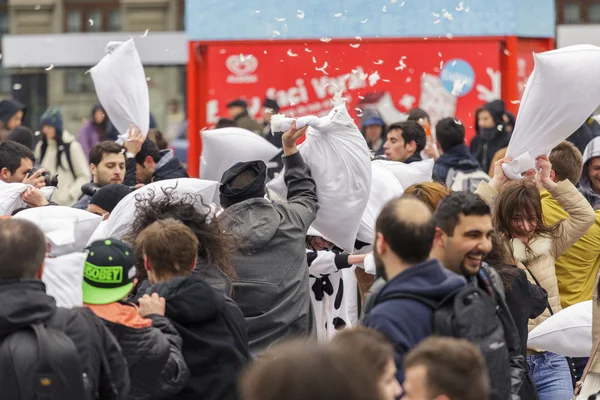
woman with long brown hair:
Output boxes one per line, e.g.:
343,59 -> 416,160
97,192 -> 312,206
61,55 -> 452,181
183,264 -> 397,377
476,155 -> 595,400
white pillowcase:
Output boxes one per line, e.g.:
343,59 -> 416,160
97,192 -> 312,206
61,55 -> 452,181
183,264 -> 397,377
104,178 -> 219,240
528,300 -> 592,357
372,159 -> 434,188
91,39 -> 150,139
503,45 -> 600,179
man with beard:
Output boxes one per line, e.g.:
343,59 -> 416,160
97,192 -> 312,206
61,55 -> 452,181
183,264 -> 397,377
73,141 -> 134,210
361,197 -> 466,384
430,191 -> 525,400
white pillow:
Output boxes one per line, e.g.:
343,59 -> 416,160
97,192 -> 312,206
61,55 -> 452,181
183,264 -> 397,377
13,206 -> 102,257
105,178 -> 219,240
43,252 -> 88,309
267,102 -> 372,252
357,163 -> 404,244
91,39 -> 149,139
0,181 -> 27,215
87,219 -> 109,246
503,45 -> 600,179
372,159 -> 434,188
200,127 -> 280,202
528,300 -> 592,357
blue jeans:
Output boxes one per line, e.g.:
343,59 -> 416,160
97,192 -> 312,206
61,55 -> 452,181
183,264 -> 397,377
528,351 -> 573,400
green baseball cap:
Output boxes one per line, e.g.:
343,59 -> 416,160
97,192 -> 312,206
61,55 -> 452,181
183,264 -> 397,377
82,239 -> 137,305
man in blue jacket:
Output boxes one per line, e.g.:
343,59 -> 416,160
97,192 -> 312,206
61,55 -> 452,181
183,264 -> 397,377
362,197 -> 466,384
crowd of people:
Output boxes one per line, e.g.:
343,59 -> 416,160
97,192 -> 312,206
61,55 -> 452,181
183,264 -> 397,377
1,93 -> 600,400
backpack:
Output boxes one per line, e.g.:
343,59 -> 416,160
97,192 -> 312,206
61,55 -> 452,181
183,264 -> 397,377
378,283 -> 511,400
446,167 -> 490,192
0,308 -> 91,400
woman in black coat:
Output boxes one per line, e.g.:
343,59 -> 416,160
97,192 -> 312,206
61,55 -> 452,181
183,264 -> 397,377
485,233 -> 548,400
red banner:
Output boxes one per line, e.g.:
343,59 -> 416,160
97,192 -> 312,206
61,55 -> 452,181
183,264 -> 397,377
204,39 -> 505,141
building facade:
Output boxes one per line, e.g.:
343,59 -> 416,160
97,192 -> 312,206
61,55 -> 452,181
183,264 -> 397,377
1,0 -> 186,135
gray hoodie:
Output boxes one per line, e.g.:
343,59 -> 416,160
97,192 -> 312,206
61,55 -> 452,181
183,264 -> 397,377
580,136 -> 600,209
219,152 -> 319,354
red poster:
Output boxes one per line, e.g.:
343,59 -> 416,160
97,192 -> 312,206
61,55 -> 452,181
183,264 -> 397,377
204,39 -> 502,141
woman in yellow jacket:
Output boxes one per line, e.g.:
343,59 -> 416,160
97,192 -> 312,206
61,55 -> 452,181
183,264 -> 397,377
35,107 -> 90,206
476,155 -> 595,400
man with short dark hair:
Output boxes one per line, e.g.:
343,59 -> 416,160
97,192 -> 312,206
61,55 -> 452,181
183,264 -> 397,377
136,219 -> 249,400
73,140 -> 130,210
219,121 -> 319,354
430,191 -> 525,400
433,117 -> 482,183
0,219 -> 130,398
403,337 -> 490,400
382,121 -> 426,163
362,197 -> 466,384
130,139 -> 188,185
0,140 -> 46,188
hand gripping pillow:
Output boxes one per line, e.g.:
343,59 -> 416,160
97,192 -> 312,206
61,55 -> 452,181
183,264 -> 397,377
105,178 -> 219,240
13,206 -> 102,257
503,45 -> 600,179
357,162 -> 404,244
371,159 -> 434,188
201,127 -> 280,204
267,102 -> 372,252
528,300 -> 592,357
91,39 -> 150,139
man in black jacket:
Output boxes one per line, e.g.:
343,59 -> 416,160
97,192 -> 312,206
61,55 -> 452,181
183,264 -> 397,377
0,218 -> 130,399
381,121 -> 426,164
123,135 -> 188,185
83,238 -> 189,400
430,192 -> 525,400
433,117 -> 482,183
136,219 -> 249,400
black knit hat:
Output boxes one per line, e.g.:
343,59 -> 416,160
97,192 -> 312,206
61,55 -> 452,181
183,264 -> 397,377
90,184 -> 132,213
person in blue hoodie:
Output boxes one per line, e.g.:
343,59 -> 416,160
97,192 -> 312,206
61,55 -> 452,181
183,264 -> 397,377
362,196 -> 466,384
433,117 -> 482,183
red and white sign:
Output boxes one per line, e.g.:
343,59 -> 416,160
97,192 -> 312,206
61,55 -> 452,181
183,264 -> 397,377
203,39 -> 504,141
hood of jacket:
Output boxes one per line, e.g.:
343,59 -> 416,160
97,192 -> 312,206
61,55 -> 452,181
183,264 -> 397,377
146,275 -> 224,325
376,259 -> 466,303
154,149 -> 188,181
0,279 -> 56,337
437,144 -> 481,171
580,136 -> 600,208
220,197 -> 279,252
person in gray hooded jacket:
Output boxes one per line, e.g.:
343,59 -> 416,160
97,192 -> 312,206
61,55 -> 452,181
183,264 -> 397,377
580,136 -> 600,209
219,121 -> 319,354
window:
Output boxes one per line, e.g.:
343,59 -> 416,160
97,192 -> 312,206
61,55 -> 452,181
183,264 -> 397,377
589,4 -> 600,23
108,10 -> 121,32
564,2 -> 581,24
64,69 -> 95,94
64,1 -> 120,33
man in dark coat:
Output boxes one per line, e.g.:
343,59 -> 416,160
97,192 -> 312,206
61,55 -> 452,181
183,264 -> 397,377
137,219 -> 249,400
362,197 -> 466,384
433,117 -> 482,183
0,219 -> 130,399
227,99 -> 263,135
83,239 -> 190,400
219,121 -> 319,354
124,138 -> 188,185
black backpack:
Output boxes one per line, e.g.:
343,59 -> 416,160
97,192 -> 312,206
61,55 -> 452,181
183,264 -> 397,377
378,284 -> 511,400
0,308 -> 91,400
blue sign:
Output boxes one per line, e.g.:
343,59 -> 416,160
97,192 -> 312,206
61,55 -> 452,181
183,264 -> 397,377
440,59 -> 475,97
